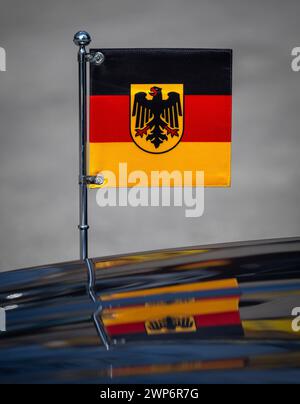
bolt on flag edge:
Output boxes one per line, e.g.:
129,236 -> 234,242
88,49 -> 232,188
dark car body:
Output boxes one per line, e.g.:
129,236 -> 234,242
0,237 -> 300,384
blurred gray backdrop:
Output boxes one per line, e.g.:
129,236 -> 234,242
0,0 -> 300,271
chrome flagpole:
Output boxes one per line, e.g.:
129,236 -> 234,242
73,32 -> 110,349
74,31 -> 91,261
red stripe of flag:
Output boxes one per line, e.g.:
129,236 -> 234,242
106,311 -> 241,337
194,311 -> 241,328
90,95 -> 232,143
106,322 -> 146,336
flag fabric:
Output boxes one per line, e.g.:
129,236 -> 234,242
89,49 -> 232,187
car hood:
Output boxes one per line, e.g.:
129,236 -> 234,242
0,238 -> 300,383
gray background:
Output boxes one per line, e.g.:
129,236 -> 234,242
0,0 -> 299,271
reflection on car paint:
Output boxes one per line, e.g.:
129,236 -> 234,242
0,238 -> 300,383
94,249 -> 208,270
99,279 -> 244,341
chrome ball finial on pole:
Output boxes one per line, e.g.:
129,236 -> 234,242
74,31 -> 91,261
73,31 -> 91,47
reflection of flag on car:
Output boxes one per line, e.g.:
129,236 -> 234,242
89,49 -> 232,187
100,279 -> 243,341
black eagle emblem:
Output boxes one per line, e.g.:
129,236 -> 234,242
132,86 -> 183,149
147,317 -> 195,332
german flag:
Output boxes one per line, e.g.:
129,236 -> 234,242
100,279 -> 244,341
89,49 -> 232,187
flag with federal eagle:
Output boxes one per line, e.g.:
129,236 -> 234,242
89,48 -> 232,187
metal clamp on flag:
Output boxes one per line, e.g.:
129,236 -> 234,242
79,175 -> 105,186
